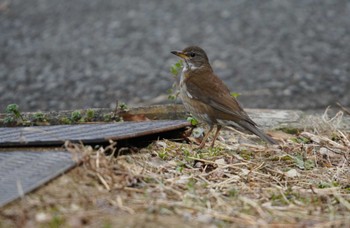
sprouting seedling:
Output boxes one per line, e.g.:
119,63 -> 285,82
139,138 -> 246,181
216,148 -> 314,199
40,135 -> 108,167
170,59 -> 183,76
118,102 -> 128,111
33,112 -> 46,122
5,104 -> 24,121
71,110 -> 82,122
168,60 -> 183,101
230,92 -> 241,98
186,116 -> 199,126
86,109 -> 95,121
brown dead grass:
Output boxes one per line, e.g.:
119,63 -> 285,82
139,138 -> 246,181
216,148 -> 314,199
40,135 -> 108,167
1,110 -> 350,227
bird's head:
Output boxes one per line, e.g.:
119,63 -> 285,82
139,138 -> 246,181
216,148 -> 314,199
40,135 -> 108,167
171,46 -> 210,70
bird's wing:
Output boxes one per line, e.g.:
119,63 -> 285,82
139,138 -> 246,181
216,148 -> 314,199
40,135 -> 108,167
185,73 -> 257,126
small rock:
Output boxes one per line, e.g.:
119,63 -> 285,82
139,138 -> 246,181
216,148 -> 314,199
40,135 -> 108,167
285,169 -> 300,178
215,158 -> 226,165
196,213 -> 213,223
156,141 -> 167,148
35,212 -> 50,222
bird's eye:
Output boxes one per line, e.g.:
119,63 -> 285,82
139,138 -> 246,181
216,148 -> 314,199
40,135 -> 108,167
190,52 -> 196,57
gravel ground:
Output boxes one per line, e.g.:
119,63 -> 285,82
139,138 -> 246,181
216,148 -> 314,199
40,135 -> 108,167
1,0 -> 349,112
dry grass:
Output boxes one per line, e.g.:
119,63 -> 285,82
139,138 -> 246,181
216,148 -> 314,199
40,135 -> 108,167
1,110 -> 350,227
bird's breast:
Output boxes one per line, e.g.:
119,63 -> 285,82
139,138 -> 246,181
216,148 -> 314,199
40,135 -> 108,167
179,75 -> 214,125
179,80 -> 192,100
180,69 -> 190,84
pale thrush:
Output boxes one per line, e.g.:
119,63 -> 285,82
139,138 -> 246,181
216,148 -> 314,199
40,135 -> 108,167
171,46 -> 277,148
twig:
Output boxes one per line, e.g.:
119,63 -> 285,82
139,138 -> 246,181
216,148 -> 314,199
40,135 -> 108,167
337,102 -> 350,116
300,132 -> 348,153
332,189 -> 350,211
96,173 -> 111,191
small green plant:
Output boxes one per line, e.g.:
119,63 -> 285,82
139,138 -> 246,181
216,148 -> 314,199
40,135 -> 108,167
3,104 -> 25,125
187,116 -> 199,126
227,188 -> 238,198
3,116 -> 15,124
290,136 -> 310,144
70,110 -> 82,122
239,149 -> 254,160
186,178 -> 197,192
170,60 -> 183,76
345,186 -> 350,193
230,92 -> 241,98
168,60 -> 183,101
183,148 -> 191,160
48,214 -> 65,228
317,181 -> 339,189
304,159 -> 315,170
59,117 -> 71,124
6,104 -> 23,120
103,113 -> 113,122
277,127 -> 301,135
118,102 -> 128,111
208,147 -> 222,157
86,109 -> 95,120
176,163 -> 185,173
33,112 -> 46,122
299,136 -> 310,143
79,109 -> 95,122
167,88 -> 178,101
158,150 -> 167,160
292,155 -> 314,170
318,181 -> 332,189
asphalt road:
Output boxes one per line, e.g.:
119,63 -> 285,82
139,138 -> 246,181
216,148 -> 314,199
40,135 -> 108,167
1,0 -> 349,112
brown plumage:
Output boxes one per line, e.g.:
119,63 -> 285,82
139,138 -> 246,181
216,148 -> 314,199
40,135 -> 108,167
171,46 -> 277,148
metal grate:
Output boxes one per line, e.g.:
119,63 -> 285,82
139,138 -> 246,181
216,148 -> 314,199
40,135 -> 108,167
0,120 -> 189,147
0,150 -> 76,207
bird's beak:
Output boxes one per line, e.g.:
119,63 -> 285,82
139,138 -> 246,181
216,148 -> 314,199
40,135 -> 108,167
171,50 -> 188,59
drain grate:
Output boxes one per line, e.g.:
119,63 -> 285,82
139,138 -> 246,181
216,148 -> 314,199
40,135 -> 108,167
0,120 -> 189,147
0,150 -> 76,207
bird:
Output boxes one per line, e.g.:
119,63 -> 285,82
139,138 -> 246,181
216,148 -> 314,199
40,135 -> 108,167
171,46 -> 277,148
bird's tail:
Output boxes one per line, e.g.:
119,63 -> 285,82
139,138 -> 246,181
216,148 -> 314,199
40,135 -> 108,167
237,120 -> 277,144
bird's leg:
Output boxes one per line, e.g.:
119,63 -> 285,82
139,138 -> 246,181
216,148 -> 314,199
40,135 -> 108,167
210,125 -> 222,148
198,125 -> 214,149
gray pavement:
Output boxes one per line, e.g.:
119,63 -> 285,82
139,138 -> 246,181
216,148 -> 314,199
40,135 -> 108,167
1,0 -> 349,112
